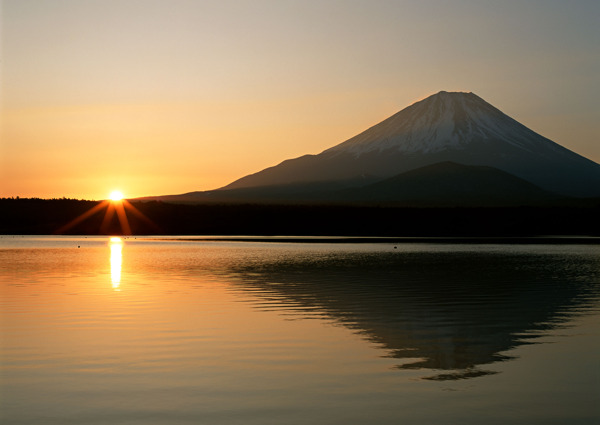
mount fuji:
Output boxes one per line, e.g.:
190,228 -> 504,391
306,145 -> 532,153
146,91 -> 600,204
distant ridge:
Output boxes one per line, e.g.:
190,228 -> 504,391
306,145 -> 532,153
334,161 -> 560,206
141,162 -> 561,207
141,91 -> 600,204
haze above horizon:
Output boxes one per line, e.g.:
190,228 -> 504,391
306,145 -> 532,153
2,0 -> 599,200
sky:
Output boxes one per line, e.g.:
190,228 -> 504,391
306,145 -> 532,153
1,0 -> 599,200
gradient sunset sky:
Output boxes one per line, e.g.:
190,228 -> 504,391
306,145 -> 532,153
2,0 -> 599,200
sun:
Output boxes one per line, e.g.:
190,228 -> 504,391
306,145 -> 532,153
109,190 -> 124,201
56,189 -> 157,236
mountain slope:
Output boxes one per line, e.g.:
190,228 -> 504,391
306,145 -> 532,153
221,91 -> 600,197
337,161 -> 560,206
141,162 -> 561,206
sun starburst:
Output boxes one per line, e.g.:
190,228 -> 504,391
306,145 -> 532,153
55,191 -> 157,235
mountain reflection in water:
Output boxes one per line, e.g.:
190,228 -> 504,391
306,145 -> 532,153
226,248 -> 600,380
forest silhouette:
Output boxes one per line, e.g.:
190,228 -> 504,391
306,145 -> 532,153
1,198 -> 599,236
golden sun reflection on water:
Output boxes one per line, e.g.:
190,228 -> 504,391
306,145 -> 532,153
109,237 -> 123,289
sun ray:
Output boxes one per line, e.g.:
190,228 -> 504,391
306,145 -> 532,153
114,200 -> 132,235
54,192 -> 158,235
100,203 -> 116,234
54,200 -> 109,234
122,200 -> 161,232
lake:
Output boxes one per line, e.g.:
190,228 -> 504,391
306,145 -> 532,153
1,235 -> 599,424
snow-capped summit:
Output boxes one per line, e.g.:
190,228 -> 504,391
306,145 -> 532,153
219,91 -> 600,197
325,91 -> 564,156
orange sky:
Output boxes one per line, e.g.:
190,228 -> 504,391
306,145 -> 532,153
2,0 -> 599,200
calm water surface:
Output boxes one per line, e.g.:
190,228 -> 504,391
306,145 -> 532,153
1,236 -> 599,424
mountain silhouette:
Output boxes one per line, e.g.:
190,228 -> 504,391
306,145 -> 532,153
160,161 -> 557,206
142,91 -> 600,204
333,161 -> 560,206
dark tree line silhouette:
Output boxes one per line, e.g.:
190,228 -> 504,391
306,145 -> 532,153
1,198 -> 599,236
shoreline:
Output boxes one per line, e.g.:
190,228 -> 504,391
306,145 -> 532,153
143,235 -> 600,245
